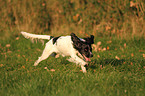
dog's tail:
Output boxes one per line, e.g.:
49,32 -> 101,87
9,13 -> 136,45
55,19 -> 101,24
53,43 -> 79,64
21,31 -> 52,40
21,31 -> 53,45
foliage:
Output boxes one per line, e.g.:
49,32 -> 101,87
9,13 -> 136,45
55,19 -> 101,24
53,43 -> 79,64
0,0 -> 145,39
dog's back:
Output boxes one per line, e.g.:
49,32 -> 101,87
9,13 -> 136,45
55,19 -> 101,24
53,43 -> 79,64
52,36 -> 77,56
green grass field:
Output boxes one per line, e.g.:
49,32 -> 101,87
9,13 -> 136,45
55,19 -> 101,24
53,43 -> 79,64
0,0 -> 145,96
0,35 -> 145,96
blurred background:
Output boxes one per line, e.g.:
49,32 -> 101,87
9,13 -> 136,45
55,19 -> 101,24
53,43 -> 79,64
0,0 -> 145,39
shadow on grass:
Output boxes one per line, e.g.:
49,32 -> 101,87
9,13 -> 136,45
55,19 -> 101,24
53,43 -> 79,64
101,59 -> 125,66
89,59 -> 125,70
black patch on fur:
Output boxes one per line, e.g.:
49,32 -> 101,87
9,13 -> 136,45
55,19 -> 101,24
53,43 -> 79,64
50,36 -> 54,39
71,33 -> 83,49
53,36 -> 60,44
83,35 -> 94,44
71,33 -> 94,58
50,52 -> 57,57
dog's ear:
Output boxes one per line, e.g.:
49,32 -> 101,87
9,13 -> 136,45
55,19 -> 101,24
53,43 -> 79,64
90,35 -> 94,44
71,33 -> 82,49
84,35 -> 94,44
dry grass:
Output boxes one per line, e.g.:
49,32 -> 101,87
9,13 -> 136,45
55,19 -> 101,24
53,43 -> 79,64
0,0 -> 145,39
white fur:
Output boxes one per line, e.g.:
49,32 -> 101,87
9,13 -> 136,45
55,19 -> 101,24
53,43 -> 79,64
21,31 -> 51,45
21,31 -> 51,40
21,32 -> 87,73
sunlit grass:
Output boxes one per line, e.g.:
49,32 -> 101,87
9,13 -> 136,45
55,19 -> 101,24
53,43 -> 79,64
0,35 -> 145,96
0,0 -> 145,95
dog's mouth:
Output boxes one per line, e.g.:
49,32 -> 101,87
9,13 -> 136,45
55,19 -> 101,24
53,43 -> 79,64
77,52 -> 91,62
82,54 -> 91,61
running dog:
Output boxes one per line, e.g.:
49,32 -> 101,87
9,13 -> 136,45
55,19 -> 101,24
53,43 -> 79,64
21,32 -> 94,73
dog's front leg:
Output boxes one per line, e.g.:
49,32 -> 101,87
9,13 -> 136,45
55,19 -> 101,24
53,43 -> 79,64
67,58 -> 80,65
68,57 -> 87,73
70,55 -> 87,73
81,65 -> 87,73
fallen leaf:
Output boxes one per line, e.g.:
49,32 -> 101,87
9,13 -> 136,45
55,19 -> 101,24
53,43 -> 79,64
44,67 -> 48,69
79,30 -> 84,34
100,65 -> 103,69
124,90 -> 127,93
85,33 -> 89,36
92,42 -> 108,52
98,48 -> 101,51
44,67 -> 49,71
131,53 -> 134,57
42,3 -> 45,6
22,66 -> 25,69
143,54 -> 145,58
51,69 -> 55,71
97,42 -> 101,46
92,44 -> 98,52
22,55 -> 25,57
26,59 -> 28,61
121,55 -> 126,57
73,14 -> 79,21
0,64 -> 4,67
130,62 -> 133,66
1,53 -> 6,55
139,50 -> 145,52
111,29 -> 116,34
115,56 -> 120,60
102,48 -> 106,51
130,1 -> 137,8
7,51 -> 12,53
105,26 -> 111,31
78,19 -> 82,24
107,40 -> 112,44
107,46 -> 109,50
124,43 -> 126,48
6,44 -> 11,47
36,48 -> 41,52
16,37 -> 19,40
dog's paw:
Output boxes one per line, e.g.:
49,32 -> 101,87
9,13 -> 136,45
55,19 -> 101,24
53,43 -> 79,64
33,62 -> 38,66
81,65 -> 87,73
82,62 -> 88,66
33,64 -> 38,66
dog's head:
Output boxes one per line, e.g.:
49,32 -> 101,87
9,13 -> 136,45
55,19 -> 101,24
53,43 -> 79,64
71,33 -> 94,61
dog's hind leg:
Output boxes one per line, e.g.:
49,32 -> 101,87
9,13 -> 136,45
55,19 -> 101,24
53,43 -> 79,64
34,42 -> 54,66
34,50 -> 54,66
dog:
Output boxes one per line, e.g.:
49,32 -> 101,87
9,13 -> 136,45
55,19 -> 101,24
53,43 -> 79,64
21,31 -> 94,73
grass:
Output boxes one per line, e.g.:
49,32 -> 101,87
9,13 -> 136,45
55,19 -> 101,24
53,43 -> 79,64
0,0 -> 145,95
0,35 -> 145,96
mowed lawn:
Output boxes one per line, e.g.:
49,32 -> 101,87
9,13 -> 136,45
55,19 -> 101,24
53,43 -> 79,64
0,35 -> 145,96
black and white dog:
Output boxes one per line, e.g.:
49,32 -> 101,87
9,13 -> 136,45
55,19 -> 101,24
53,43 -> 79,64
21,32 -> 94,73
